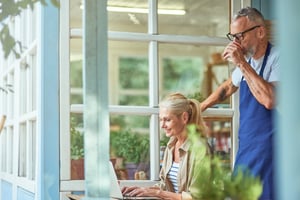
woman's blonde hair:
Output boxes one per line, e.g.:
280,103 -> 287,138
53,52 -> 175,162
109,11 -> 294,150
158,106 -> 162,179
159,92 -> 206,135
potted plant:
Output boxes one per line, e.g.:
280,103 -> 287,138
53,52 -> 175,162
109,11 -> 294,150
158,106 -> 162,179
110,129 -> 149,179
70,119 -> 84,180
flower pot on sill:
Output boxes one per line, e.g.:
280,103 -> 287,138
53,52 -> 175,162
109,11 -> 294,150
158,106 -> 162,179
71,158 -> 84,180
125,162 -> 150,180
125,162 -> 138,180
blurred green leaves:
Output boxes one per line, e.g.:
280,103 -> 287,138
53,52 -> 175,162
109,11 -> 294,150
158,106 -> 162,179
188,125 -> 262,200
0,0 -> 59,59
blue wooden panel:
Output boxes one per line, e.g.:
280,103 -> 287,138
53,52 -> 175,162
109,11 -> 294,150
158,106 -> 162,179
275,1 -> 300,200
17,188 -> 34,200
260,0 -> 275,19
251,0 -> 274,20
1,180 -> 12,200
251,0 -> 262,11
37,0 -> 60,199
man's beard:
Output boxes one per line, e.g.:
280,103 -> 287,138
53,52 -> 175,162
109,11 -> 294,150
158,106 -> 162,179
244,45 -> 255,60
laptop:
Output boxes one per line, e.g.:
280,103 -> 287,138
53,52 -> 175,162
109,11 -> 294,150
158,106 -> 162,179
109,161 -> 160,200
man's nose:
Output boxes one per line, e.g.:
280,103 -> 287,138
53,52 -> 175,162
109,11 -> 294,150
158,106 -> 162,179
233,37 -> 241,43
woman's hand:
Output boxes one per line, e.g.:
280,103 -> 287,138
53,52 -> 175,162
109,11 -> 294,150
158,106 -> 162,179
122,186 -> 161,197
121,186 -> 139,196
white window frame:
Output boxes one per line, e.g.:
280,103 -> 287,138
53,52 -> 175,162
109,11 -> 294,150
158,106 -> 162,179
0,4 -> 38,197
60,0 -> 246,194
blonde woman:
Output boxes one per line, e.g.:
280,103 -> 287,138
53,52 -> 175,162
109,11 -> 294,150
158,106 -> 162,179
122,92 -> 208,200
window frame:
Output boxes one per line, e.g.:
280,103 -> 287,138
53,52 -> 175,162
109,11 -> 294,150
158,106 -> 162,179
60,0 -> 241,192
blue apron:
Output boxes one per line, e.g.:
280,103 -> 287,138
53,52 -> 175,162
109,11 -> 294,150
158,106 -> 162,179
234,43 -> 274,200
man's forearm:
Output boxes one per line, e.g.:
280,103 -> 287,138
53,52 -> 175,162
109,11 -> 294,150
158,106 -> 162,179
238,61 -> 276,109
201,78 -> 237,112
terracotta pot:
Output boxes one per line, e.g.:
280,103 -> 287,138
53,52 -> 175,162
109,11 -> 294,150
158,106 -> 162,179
71,158 -> 84,180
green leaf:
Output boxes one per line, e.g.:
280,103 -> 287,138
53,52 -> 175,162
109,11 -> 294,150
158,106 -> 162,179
0,0 -> 60,59
110,129 -> 149,164
188,124 -> 263,200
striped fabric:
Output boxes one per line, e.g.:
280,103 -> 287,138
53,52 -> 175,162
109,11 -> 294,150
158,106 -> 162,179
167,162 -> 179,193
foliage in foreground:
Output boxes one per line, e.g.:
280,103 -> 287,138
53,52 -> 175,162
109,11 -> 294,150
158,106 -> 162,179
0,0 -> 59,58
188,125 -> 263,200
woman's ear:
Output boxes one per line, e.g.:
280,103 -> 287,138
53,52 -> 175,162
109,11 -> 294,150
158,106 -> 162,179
182,111 -> 189,124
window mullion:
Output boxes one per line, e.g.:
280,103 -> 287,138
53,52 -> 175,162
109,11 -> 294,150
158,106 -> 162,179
147,0 -> 160,181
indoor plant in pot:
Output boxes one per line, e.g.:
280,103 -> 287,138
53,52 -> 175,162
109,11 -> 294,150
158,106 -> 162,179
111,129 -> 149,180
70,120 -> 84,180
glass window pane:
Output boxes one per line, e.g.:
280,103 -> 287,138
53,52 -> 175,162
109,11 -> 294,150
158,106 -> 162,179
207,62 -> 231,107
161,56 -> 204,96
18,123 -> 27,177
1,130 -> 6,172
119,57 -> 149,106
70,113 -> 84,180
70,1 -> 82,28
108,0 -> 148,32
31,121 -> 36,180
30,54 -> 37,111
158,0 -> 230,37
109,41 -> 149,106
205,118 -> 232,169
70,40 -> 151,106
70,0 -> 149,32
158,43 -> 230,107
110,115 -> 150,180
1,127 -> 13,174
7,73 -> 14,118
20,66 -> 27,114
8,128 -> 13,174
70,60 -> 83,105
70,38 -> 83,105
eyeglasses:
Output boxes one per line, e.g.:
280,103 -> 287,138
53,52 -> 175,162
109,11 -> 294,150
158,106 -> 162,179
226,25 -> 261,41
